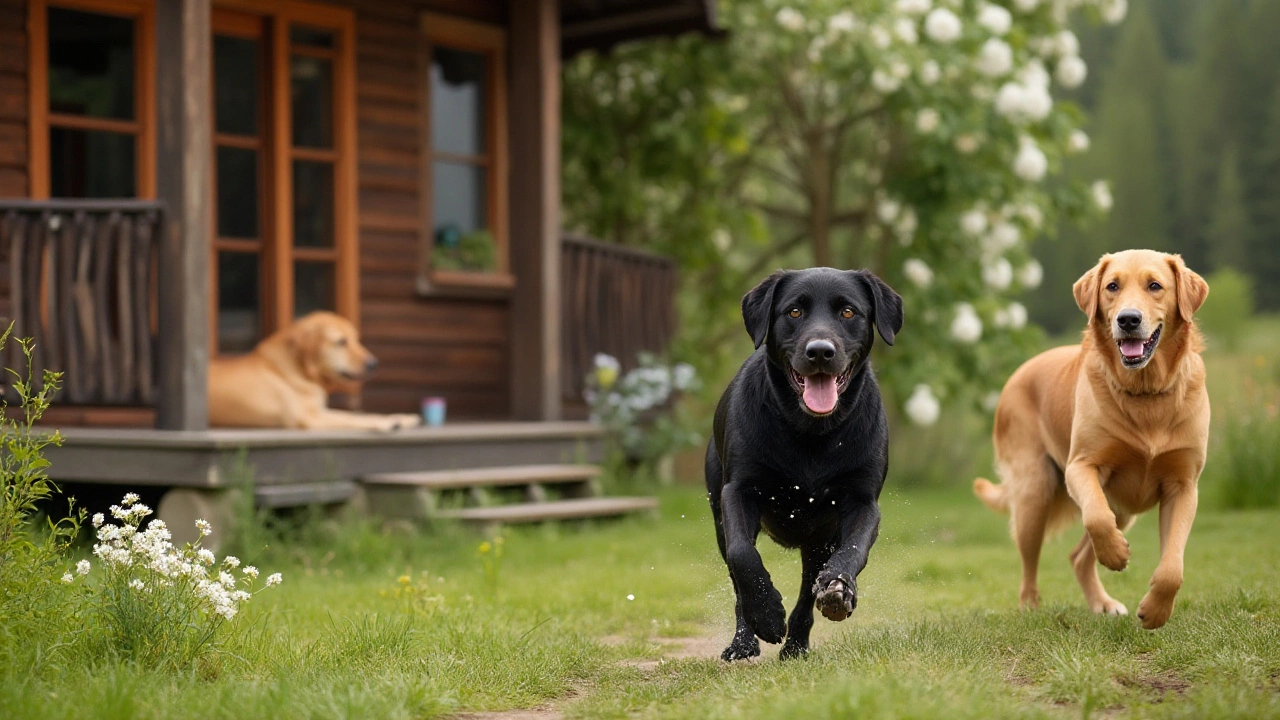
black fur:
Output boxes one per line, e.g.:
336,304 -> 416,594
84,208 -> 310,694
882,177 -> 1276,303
706,267 -> 903,661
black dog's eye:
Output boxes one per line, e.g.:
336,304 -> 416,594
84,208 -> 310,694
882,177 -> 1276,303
1106,281 -> 1119,292
1148,281 -> 1163,291
841,306 -> 855,319
788,308 -> 802,319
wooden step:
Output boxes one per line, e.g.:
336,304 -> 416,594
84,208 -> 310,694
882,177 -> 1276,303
435,497 -> 658,524
361,464 -> 601,490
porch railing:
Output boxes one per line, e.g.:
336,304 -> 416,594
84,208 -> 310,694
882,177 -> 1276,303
0,200 -> 163,406
560,234 -> 678,402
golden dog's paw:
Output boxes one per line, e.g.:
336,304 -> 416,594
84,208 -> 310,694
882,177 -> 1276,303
1137,591 -> 1174,630
1090,596 -> 1128,616
1090,527 -> 1130,571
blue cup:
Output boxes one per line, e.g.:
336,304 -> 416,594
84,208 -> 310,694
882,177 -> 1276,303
422,397 -> 446,427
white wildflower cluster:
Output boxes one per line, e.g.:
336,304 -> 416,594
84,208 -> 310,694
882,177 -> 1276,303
586,353 -> 698,426
76,493 -> 281,623
905,384 -> 941,426
903,258 -> 934,289
951,302 -> 984,344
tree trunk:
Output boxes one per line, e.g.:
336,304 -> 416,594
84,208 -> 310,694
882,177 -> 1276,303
808,131 -> 832,267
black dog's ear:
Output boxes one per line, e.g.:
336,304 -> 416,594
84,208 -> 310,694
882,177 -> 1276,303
855,270 -> 904,346
742,271 -> 789,349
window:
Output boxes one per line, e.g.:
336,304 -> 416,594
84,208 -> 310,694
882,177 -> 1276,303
419,13 -> 510,293
29,0 -> 155,199
210,4 -> 357,355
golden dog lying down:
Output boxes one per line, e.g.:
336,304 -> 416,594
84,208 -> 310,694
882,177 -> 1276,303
975,249 -> 1210,629
208,311 -> 422,431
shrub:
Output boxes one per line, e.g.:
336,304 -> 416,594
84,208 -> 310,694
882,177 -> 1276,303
1198,268 -> 1254,352
1214,397 -> 1280,509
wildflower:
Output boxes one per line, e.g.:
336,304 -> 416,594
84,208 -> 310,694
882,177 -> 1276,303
983,257 -> 1014,291
197,548 -> 216,565
1099,0 -> 1127,25
828,11 -> 856,34
195,518 -> 212,537
961,209 -> 988,237
775,7 -> 805,32
76,559 -> 91,576
1018,260 -> 1044,289
122,493 -> 140,506
904,259 -> 934,288
1067,129 -> 1090,154
895,0 -> 932,17
1012,0 -> 1040,11
1056,56 -> 1087,89
976,39 -> 1013,77
129,578 -> 145,591
398,574 -> 411,585
1007,302 -> 1028,329
983,391 -> 1002,412
995,81 -> 1052,123
955,134 -> 981,154
919,60 -> 941,85
62,572 -> 75,584
893,17 -> 918,45
1055,30 -> 1080,58
923,8 -> 961,43
872,68 -> 902,94
593,353 -> 620,389
877,197 -> 901,223
92,513 -> 104,528
244,566 -> 260,579
977,3 -> 1012,35
1013,139 -> 1048,182
951,303 -> 983,344
905,385 -> 941,426
223,555 -> 240,569
896,208 -> 919,244
869,24 -> 892,50
1092,180 -> 1113,212
627,594 -> 636,601
265,573 -> 283,587
916,108 -> 940,134
987,221 -> 1022,253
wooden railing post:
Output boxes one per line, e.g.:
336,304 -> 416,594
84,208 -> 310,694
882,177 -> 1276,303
155,0 -> 211,430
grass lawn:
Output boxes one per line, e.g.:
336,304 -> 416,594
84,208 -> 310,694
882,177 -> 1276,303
5,480 -> 1278,720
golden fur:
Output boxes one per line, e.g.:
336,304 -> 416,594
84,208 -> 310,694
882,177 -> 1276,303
974,249 -> 1210,629
208,311 -> 422,431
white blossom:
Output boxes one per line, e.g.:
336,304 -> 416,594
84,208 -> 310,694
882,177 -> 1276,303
1056,30 -> 1080,58
869,24 -> 893,50
129,578 -> 145,591
995,81 -> 1053,123
775,7 -> 805,32
893,17 -> 919,45
977,3 -> 1013,35
1018,260 -> 1044,289
877,197 -> 901,223
871,68 -> 902,94
1099,0 -> 1128,25
951,303 -> 983,344
76,559 -> 91,576
896,208 -> 919,244
1013,0 -> 1041,11
265,573 -> 283,587
904,258 -> 935,288
923,8 -> 962,43
987,221 -> 1022,253
919,60 -> 941,85
828,11 -> 857,34
896,0 -> 933,17
983,391 -> 1003,412
905,384 -> 941,426
92,513 -> 104,528
916,108 -> 941,134
983,257 -> 1014,290
1067,129 -> 1090,153
961,208 -> 989,236
223,555 -> 240,569
1056,55 -> 1087,89
122,493 -> 140,506
1092,180 -> 1113,211
197,548 -> 216,565
1013,138 -> 1048,182
1007,302 -> 1028,329
976,39 -> 1014,77
62,572 -> 75,584
954,134 -> 981,154
243,565 -> 259,579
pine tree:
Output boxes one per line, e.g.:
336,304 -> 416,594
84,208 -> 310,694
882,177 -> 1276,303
1252,87 -> 1280,309
1206,146 -> 1250,272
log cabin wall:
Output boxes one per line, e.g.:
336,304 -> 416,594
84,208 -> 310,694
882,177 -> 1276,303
341,0 -> 511,420
0,0 -> 28,325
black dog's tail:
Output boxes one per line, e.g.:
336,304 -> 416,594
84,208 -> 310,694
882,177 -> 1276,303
973,477 -> 1009,514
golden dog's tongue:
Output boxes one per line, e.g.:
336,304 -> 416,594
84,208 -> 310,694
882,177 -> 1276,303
1120,339 -> 1145,359
802,374 -> 838,414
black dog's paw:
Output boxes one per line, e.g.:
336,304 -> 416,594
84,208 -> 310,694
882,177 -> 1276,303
721,632 -> 761,662
813,573 -> 857,622
741,585 -> 787,643
778,638 -> 809,660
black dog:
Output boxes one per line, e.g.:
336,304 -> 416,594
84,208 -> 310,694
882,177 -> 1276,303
706,267 -> 903,661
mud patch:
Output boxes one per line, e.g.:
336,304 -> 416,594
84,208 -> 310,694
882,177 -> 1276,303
1118,671 -> 1191,696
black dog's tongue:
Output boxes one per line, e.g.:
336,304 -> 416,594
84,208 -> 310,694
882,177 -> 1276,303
802,374 -> 838,414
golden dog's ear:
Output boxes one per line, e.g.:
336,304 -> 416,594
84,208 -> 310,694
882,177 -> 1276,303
286,319 -> 325,381
1168,254 -> 1209,322
1072,256 -> 1108,320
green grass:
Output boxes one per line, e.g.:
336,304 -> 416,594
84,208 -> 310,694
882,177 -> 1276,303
4,483 -> 1279,719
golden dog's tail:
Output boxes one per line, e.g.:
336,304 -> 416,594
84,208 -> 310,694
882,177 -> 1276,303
973,477 -> 1010,514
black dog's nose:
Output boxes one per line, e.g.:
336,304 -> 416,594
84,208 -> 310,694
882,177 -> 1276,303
805,340 -> 836,362
1116,310 -> 1142,333
365,356 -> 379,371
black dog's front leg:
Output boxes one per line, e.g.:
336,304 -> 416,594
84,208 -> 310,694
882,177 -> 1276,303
814,499 -> 881,622
721,481 -> 787,644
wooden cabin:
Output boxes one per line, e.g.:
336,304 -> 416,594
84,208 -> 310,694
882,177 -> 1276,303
0,0 -> 714,532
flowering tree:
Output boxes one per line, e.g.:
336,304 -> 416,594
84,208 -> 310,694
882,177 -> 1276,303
563,0 -> 1126,425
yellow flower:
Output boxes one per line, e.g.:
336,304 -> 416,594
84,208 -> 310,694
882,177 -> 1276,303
478,541 -> 492,554
595,365 -> 619,389
398,574 -> 411,585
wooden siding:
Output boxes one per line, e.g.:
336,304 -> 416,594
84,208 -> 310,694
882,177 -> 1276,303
0,0 -> 27,328
347,0 -> 510,420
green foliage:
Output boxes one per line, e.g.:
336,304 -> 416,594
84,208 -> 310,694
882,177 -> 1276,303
585,354 -> 702,483
432,229 -> 497,273
1207,147 -> 1251,271
0,327 -> 82,673
1197,267 -> 1254,351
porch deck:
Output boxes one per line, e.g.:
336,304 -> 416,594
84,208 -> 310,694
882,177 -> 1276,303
46,421 -> 606,488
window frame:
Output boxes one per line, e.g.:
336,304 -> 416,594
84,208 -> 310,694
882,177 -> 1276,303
28,0 -> 157,200
209,0 -> 359,355
418,12 -> 512,296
